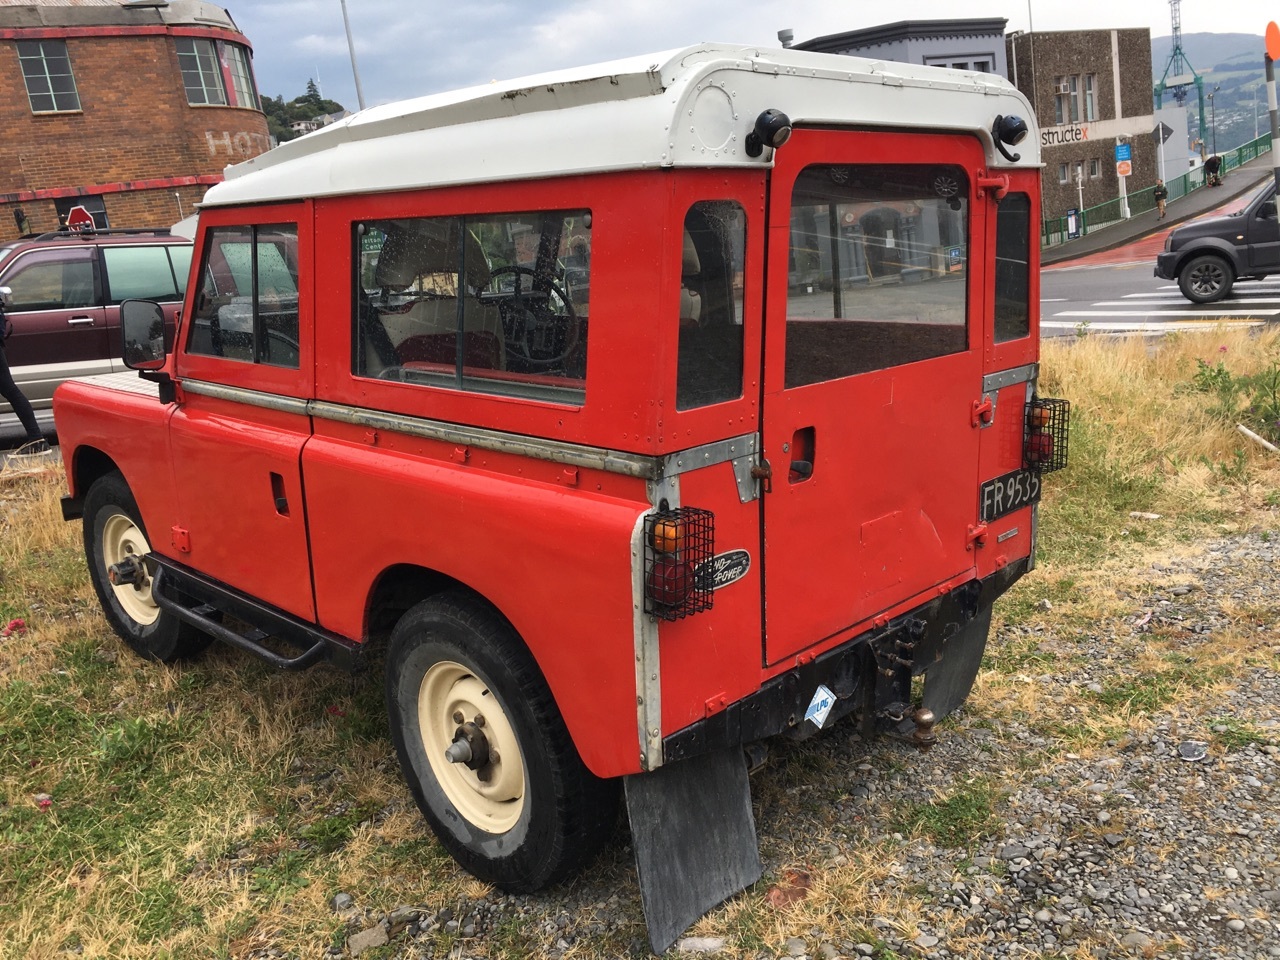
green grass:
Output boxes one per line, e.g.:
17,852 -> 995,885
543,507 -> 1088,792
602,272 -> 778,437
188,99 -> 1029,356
890,779 -> 1002,848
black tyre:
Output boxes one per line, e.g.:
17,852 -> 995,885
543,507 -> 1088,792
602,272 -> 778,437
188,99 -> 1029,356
385,592 -> 618,891
1178,254 -> 1234,304
83,471 -> 210,662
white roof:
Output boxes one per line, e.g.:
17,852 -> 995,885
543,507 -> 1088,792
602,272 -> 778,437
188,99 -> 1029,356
203,43 -> 1038,208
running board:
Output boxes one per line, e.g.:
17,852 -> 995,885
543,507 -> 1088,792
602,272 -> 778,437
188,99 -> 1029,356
624,747 -> 762,954
149,557 -> 361,671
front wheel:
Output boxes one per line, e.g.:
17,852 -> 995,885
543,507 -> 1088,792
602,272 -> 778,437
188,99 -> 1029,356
82,471 -> 210,662
1179,254 -> 1234,303
385,592 -> 618,891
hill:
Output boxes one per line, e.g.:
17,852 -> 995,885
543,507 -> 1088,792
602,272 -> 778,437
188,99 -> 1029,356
1151,32 -> 1269,153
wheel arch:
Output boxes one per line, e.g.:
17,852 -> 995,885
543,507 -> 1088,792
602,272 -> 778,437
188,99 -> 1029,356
68,445 -> 121,501
1174,240 -> 1241,278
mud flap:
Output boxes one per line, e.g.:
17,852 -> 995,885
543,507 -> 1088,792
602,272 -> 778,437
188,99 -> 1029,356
624,747 -> 763,954
922,605 -> 992,720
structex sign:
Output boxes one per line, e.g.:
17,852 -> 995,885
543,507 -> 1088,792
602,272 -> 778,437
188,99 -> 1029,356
1041,123 -> 1089,147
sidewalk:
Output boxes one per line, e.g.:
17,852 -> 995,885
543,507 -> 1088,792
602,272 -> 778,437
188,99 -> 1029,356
1042,151 -> 1276,265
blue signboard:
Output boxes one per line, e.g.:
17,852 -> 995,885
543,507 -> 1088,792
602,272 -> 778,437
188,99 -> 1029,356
1114,143 -> 1132,162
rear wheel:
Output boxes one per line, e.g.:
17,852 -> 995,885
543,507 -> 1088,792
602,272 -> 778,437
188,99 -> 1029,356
385,592 -> 617,891
83,471 -> 210,662
1179,254 -> 1234,303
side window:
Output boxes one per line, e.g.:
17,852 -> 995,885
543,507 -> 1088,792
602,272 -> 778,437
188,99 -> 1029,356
170,246 -> 193,296
2,248 -> 97,310
354,210 -> 589,404
677,201 -> 745,410
188,224 -> 299,368
785,164 -> 968,388
994,193 -> 1031,343
101,246 -> 181,303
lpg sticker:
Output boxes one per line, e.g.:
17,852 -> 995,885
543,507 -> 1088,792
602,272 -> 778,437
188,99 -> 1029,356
805,684 -> 836,729
696,549 -> 751,591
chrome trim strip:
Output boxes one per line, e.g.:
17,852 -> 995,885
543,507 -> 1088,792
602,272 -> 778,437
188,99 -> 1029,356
982,362 -> 1039,394
181,379 -> 664,479
182,379 -> 310,416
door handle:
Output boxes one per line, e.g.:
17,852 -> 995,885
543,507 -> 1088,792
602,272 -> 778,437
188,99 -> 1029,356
67,316 -> 96,325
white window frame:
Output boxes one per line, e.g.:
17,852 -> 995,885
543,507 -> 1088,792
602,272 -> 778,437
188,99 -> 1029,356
1058,163 -> 1070,184
1088,158 -> 1101,180
17,39 -> 80,113
1083,74 -> 1097,122
176,37 -> 227,106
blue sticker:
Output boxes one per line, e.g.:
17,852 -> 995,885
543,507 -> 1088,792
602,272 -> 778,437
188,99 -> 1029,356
804,684 -> 836,729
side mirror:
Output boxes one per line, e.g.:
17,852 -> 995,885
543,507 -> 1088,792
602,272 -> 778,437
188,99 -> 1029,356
121,298 -> 168,370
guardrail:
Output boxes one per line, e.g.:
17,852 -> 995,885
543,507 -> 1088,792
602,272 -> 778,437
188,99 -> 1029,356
1042,133 -> 1271,248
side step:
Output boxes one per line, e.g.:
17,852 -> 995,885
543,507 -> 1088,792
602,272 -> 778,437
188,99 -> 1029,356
149,557 -> 361,671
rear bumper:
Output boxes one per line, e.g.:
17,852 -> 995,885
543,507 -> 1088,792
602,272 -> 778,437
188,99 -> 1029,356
661,558 -> 1029,764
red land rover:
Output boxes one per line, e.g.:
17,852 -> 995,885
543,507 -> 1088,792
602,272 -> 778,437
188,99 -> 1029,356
53,44 -> 1067,951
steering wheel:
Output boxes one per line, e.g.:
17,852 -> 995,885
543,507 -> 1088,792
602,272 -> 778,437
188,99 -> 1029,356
487,265 -> 579,366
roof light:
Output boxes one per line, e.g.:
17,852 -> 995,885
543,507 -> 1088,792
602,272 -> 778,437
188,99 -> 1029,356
745,109 -> 792,158
991,114 -> 1029,163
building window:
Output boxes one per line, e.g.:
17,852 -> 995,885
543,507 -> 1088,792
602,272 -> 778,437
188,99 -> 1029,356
176,37 -> 258,108
1089,158 -> 1101,179
926,57 -> 993,72
1071,161 -> 1084,183
1053,75 -> 1080,125
224,43 -> 257,108
17,40 -> 80,113
1083,74 -> 1097,121
1058,163 -> 1069,184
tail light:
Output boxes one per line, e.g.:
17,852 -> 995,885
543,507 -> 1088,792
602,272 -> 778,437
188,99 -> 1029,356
1025,397 -> 1070,473
643,506 -> 714,620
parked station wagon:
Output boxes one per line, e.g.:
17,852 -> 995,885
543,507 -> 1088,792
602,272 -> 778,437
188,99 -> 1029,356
54,44 -> 1067,951
0,229 -> 190,434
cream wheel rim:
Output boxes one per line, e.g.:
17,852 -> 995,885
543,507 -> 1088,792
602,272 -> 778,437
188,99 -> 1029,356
419,660 -> 526,832
101,512 -> 160,626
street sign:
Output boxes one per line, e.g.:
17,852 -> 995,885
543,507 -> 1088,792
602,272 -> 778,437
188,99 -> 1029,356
1152,122 -> 1174,144
1116,160 -> 1133,177
65,205 -> 94,230
1114,143 -> 1132,162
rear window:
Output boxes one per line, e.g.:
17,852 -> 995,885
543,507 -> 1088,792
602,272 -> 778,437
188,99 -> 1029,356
102,245 -> 186,303
785,164 -> 969,388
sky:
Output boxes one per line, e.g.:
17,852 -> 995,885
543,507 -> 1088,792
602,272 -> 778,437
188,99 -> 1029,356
227,0 -> 1277,110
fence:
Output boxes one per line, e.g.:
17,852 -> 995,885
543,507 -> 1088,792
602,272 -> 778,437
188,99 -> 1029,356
1042,133 -> 1272,248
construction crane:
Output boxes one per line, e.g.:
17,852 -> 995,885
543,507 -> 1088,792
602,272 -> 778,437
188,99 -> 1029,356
1153,0 -> 1207,150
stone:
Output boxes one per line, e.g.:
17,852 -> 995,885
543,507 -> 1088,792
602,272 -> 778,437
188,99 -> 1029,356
914,934 -> 939,948
1227,918 -> 1246,932
786,937 -> 808,956
330,892 -> 354,912
676,937 -> 727,954
347,924 -> 388,957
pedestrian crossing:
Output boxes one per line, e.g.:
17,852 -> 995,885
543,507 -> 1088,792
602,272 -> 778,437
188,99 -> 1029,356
1040,280 -> 1280,335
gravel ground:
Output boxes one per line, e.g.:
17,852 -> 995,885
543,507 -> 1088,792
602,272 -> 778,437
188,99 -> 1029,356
299,532 -> 1280,960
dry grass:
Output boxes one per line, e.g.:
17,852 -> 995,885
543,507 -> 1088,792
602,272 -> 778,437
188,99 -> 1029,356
1,329 -> 1279,958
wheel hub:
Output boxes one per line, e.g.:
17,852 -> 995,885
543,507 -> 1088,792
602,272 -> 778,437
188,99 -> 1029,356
444,719 -> 493,778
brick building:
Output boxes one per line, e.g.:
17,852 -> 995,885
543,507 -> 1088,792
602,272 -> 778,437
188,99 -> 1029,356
0,0 -> 269,239
1006,28 -> 1157,221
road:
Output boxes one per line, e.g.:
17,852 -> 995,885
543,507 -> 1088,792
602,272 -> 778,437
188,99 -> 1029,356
1040,191 -> 1276,338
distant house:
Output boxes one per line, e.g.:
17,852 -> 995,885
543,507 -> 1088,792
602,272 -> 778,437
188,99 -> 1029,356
290,110 -> 351,137
0,0 -> 270,237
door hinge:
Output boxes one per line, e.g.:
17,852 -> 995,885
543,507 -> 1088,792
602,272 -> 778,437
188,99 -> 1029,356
971,395 -> 995,428
966,523 -> 988,550
976,172 -> 1010,200
751,459 -> 773,494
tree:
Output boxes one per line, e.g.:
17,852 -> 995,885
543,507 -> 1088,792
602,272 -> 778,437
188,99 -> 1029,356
259,86 -> 347,143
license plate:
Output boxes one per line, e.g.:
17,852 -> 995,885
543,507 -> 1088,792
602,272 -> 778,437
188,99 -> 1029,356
980,468 -> 1042,522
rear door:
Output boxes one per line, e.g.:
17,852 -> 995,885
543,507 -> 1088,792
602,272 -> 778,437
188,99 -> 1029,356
761,130 -> 987,665
100,243 -> 191,371
0,246 -> 106,408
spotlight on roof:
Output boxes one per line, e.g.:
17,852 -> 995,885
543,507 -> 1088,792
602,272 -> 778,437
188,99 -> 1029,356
745,109 -> 792,158
991,114 -> 1029,163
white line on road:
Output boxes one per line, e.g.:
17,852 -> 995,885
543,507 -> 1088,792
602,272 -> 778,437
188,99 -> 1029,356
1091,299 -> 1280,307
1052,310 -> 1280,318
1042,320 -> 1264,332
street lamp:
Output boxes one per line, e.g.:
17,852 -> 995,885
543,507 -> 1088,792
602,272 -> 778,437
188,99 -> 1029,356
1208,84 -> 1220,157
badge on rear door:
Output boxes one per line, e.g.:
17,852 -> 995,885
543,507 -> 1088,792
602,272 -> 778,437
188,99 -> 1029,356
696,549 -> 751,591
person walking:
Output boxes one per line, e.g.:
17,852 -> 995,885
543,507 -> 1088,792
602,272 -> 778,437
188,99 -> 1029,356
1153,179 -> 1169,219
0,291 -> 48,452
